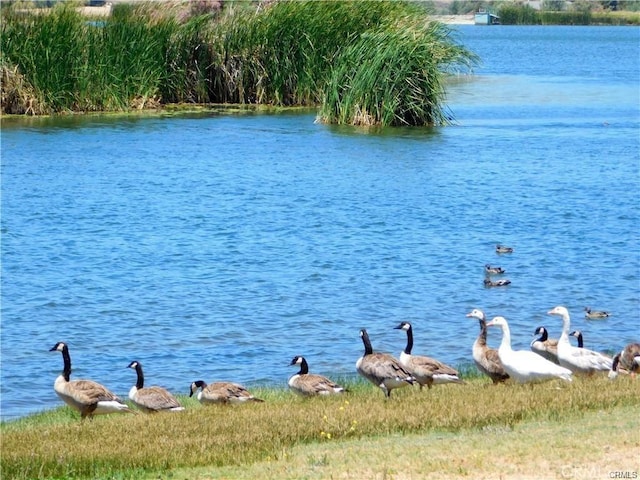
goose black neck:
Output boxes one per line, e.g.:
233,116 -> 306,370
538,328 -> 548,342
576,333 -> 583,348
612,354 -> 620,372
61,345 -> 72,382
403,325 -> 414,355
478,319 -> 488,344
361,330 -> 373,355
134,364 -> 145,389
298,358 -> 309,375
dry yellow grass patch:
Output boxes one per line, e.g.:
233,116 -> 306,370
178,405 -> 639,480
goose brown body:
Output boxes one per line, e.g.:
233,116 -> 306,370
530,327 -> 560,364
49,342 -> 133,419
394,322 -> 464,389
356,329 -> 415,398
619,343 -> 640,373
190,380 -> 263,404
466,309 -> 509,384
288,356 -> 345,396
127,361 -> 184,413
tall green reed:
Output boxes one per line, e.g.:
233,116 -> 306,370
319,16 -> 477,126
1,1 -> 476,125
1,4 -> 85,111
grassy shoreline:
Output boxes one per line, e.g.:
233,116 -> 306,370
2,375 -> 639,479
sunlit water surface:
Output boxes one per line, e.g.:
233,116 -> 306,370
2,26 -> 639,420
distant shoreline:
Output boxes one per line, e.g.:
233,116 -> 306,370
431,14 -> 476,25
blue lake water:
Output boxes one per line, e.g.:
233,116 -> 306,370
1,26 -> 639,420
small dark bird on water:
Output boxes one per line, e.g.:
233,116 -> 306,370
496,245 -> 513,254
485,264 -> 505,275
484,278 -> 511,288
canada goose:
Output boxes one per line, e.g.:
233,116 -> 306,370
486,317 -> 572,384
569,330 -> 584,348
484,264 -> 505,275
616,343 -> 640,376
530,327 -> 560,365
496,245 -> 513,254
127,361 -> 184,412
288,356 -> 346,396
394,322 -> 464,389
189,380 -> 263,404
49,342 -> 133,419
547,306 -> 612,375
466,309 -> 509,384
483,278 -> 511,288
356,329 -> 415,398
584,307 -> 610,319
607,353 -> 632,380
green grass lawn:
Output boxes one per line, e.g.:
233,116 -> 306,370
2,374 -> 639,479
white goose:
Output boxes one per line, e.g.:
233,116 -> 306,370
547,306 -> 613,375
356,329 -> 415,398
486,317 -> 572,384
465,309 -> 509,384
50,342 -> 133,419
394,322 -> 465,389
530,327 -> 560,364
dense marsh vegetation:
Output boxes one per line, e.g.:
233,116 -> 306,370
445,0 -> 640,24
2,375 -> 639,479
0,0 -> 476,126
497,2 -> 640,25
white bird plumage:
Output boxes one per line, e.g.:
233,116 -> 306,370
547,306 -> 612,375
486,316 -> 572,384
